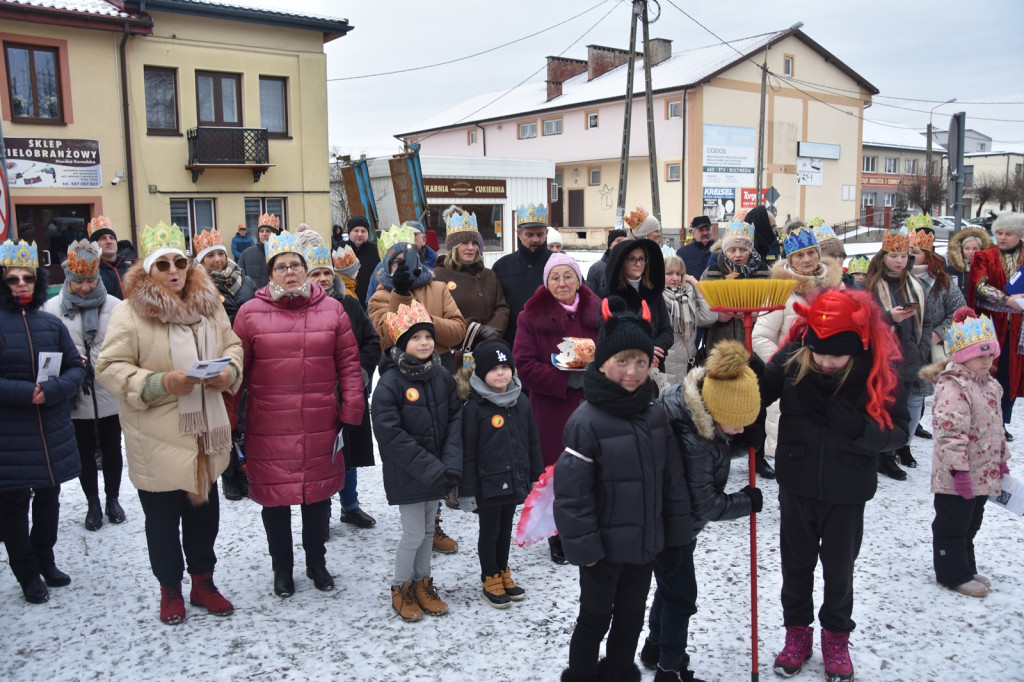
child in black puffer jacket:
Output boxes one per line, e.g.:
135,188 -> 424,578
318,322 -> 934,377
456,339 -> 543,609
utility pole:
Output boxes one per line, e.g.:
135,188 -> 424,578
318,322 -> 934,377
614,1 -> 642,230
755,54 -> 768,201
640,1 -> 660,222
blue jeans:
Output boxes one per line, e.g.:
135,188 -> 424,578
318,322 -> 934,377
649,539 -> 698,671
338,469 -> 359,511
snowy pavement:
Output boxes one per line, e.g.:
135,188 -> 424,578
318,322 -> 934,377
2,400 -> 1022,681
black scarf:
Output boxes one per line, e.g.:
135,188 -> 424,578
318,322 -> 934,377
205,260 -> 244,297
716,247 -> 764,278
389,346 -> 441,381
581,364 -> 657,418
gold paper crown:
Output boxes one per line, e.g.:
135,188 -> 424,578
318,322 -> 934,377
87,215 -> 112,237
909,228 -> 935,251
444,211 -> 478,235
906,213 -> 933,231
65,239 -> 101,278
806,216 -> 825,228
517,203 -> 548,226
882,227 -> 910,254
847,255 -> 870,275
332,246 -> 358,272
624,206 -> 650,230
258,213 -> 280,230
140,222 -> 187,260
303,244 -> 332,271
265,231 -> 302,263
384,299 -> 433,344
377,223 -> 416,260
1,240 -> 39,269
946,312 -> 998,357
192,229 -> 225,255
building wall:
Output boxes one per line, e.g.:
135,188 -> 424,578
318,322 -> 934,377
966,152 -> 1024,215
860,144 -> 930,214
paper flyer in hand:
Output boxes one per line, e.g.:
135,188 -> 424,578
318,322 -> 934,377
990,473 -> 1024,516
186,357 -> 232,380
36,352 -> 62,384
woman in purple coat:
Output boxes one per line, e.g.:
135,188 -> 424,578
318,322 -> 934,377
513,253 -> 601,564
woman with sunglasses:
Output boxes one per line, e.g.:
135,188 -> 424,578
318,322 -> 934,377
1,239 -> 86,605
603,238 -> 674,371
233,231 -> 365,598
97,223 -> 243,624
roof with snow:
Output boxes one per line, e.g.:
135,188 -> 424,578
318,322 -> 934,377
121,0 -> 352,39
861,119 -> 928,151
397,26 -> 877,138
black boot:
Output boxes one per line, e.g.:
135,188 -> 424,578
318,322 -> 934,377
222,446 -> 245,501
639,637 -> 660,669
896,444 -> 917,468
306,565 -> 335,591
548,535 -> 568,565
273,571 -> 294,597
106,496 -> 126,524
1004,427 -> 1014,442
914,424 -> 932,440
756,453 -> 776,480
40,564 -> 71,587
85,496 -> 103,531
20,576 -> 49,604
878,452 -> 906,481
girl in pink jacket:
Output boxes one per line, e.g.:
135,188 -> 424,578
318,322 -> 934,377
925,307 -> 1011,598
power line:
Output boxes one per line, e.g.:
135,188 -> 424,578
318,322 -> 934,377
327,1 -> 613,82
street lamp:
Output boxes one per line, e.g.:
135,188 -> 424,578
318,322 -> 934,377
926,97 -> 957,214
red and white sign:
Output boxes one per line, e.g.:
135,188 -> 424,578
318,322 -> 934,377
739,188 -> 769,210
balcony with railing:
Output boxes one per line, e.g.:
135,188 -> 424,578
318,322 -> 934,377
186,127 -> 274,182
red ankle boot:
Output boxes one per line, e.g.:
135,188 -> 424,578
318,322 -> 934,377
160,584 -> 186,624
189,572 -> 234,616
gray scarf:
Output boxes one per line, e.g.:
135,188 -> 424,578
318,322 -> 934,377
59,278 -> 107,346
469,373 -> 522,407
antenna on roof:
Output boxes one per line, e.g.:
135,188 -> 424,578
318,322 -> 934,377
790,21 -> 804,30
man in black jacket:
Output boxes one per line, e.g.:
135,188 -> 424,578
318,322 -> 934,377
347,216 -> 380,309
88,217 -> 130,299
492,204 -> 551,346
675,215 -> 715,280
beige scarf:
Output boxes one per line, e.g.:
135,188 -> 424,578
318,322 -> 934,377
874,273 -> 926,342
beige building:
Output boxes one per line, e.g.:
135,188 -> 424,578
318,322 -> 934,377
1,0 -> 350,283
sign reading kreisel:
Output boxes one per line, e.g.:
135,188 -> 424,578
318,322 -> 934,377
423,178 -> 506,199
4,137 -> 101,189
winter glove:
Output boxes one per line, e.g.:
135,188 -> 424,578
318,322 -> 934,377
460,496 -> 478,513
952,470 -> 974,500
475,324 -> 502,343
162,370 -> 200,397
741,485 -> 763,514
392,262 -> 413,296
567,371 -> 585,389
656,546 -> 683,576
444,472 -> 460,492
826,397 -> 864,439
747,353 -> 766,379
1000,462 -> 1010,476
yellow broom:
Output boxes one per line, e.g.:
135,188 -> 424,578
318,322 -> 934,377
696,277 -> 794,682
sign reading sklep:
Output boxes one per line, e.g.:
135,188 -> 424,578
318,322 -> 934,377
4,137 -> 102,189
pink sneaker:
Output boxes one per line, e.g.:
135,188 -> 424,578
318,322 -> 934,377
773,625 -> 813,677
821,628 -> 854,682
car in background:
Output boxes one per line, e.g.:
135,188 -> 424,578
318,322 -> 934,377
898,216 -> 971,240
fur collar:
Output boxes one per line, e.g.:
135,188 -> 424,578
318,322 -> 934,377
769,258 -> 843,296
521,283 -> 602,333
681,365 -> 717,440
947,227 -> 992,273
123,263 -> 223,324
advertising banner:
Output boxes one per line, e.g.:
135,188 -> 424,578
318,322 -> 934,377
703,187 -> 736,222
796,157 -> 823,186
4,137 -> 101,189
702,125 -> 756,187
740,187 -> 769,210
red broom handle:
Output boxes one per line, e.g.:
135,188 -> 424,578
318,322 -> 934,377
743,311 -> 759,681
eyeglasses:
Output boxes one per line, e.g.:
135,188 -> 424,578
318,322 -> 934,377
4,274 -> 36,286
153,257 -> 189,273
626,257 -> 647,266
273,263 -> 305,275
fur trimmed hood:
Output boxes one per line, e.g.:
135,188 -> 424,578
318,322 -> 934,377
122,262 -> 223,324
947,227 -> 992,274
681,365 -> 717,440
769,257 -> 843,296
521,282 -> 602,334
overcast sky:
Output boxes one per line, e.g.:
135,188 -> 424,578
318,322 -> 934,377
252,0 -> 1024,157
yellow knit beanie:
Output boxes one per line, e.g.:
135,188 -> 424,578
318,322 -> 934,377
700,341 -> 761,427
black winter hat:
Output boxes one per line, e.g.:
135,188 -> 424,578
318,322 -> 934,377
606,229 -> 628,248
347,215 -> 370,231
474,339 -> 515,380
594,296 -> 654,368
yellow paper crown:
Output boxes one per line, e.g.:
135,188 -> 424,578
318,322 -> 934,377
65,239 -> 101,278
377,223 -> 416,260
906,213 -> 933,231
444,211 -> 478,235
265,231 -> 302,263
192,228 -> 225,255
1,239 -> 39,269
882,227 -> 910,254
332,246 -> 359,272
140,222 -> 186,260
946,312 -> 997,356
384,299 -> 433,344
847,255 -> 870,275
806,216 -> 825,228
624,206 -> 650,231
258,213 -> 280,230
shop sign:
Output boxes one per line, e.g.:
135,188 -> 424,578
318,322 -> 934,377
4,137 -> 102,189
423,177 -> 507,199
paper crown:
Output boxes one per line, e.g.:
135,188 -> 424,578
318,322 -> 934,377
265,231 -> 302,263
847,254 -> 870,275
882,227 -> 910,253
806,216 -> 825,228
783,224 -> 819,257
140,222 -> 186,260
384,299 -> 433,345
910,228 -> 935,251
87,215 -> 113,238
444,211 -> 478,235
192,228 -> 225,256
258,213 -> 280,230
65,239 -> 101,278
723,220 -> 755,243
517,203 -> 548,226
812,223 -> 838,243
332,245 -> 359,273
1,240 -> 39,269
906,213 -> 933,231
303,244 -> 332,271
377,223 -> 417,260
945,309 -> 998,358
624,206 -> 650,231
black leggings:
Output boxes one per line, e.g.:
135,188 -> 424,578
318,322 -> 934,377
74,416 -> 123,500
138,486 -> 220,587
261,500 -> 331,573
476,503 -> 516,579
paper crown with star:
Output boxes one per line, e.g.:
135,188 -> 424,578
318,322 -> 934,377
783,224 -> 819,257
847,254 -> 870,275
265,231 -> 303,263
65,239 -> 101,279
1,240 -> 39,269
517,203 -> 548,227
384,299 -> 434,345
945,307 -> 999,363
882,227 -> 910,253
257,213 -> 280,230
377,223 -> 417,260
141,222 -> 186,260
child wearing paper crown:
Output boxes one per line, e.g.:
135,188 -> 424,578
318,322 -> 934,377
554,296 -> 692,682
920,308 -> 1011,599
455,339 -> 544,609
371,300 -> 463,622
641,340 -> 762,681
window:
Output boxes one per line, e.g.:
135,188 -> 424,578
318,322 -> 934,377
783,55 -> 794,77
979,143 -> 986,152
4,43 -> 63,122
542,118 -> 563,136
666,162 -> 681,182
666,100 -> 681,119
588,167 -> 601,186
259,76 -> 287,136
904,158 -> 917,175
586,111 -> 599,129
964,165 -> 974,188
244,197 -> 287,231
861,192 -> 876,209
518,121 -> 537,139
862,156 -> 877,173
883,192 -> 895,207
467,129 -> 477,145
196,71 -> 241,126
144,67 -> 179,134
170,198 -> 216,250
884,157 -> 898,174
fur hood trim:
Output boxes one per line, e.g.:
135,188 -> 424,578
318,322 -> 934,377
123,262 -> 223,324
521,282 -> 602,333
769,258 -> 843,296
682,365 -> 716,440
947,227 -> 992,273
920,357 -> 952,383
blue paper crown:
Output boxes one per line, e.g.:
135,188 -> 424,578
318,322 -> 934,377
945,314 -> 998,356
517,203 -> 548,226
303,245 -> 332,270
812,223 -> 838,243
265,231 -> 303,263
1,240 -> 40,269
723,220 -> 755,242
783,225 -> 819,257
445,212 -> 478,234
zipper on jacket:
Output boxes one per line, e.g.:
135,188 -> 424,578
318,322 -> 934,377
23,309 -> 56,487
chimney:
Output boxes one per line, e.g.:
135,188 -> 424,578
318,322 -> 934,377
587,44 -> 641,81
648,38 -> 672,66
546,56 -> 587,101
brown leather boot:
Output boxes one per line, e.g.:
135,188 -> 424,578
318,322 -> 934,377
432,516 -> 458,553
413,576 -> 449,615
391,582 -> 423,622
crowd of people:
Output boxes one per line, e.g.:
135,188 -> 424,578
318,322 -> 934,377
1,205 -> 1017,682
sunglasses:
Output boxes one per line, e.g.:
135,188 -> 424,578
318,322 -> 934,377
5,274 -> 36,286
153,257 -> 189,273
